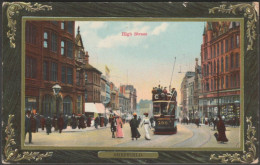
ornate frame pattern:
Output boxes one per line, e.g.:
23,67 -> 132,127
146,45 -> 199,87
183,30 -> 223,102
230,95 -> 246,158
2,2 -> 259,164
4,115 -> 53,162
209,3 -> 257,51
210,117 -> 257,163
3,2 -> 52,48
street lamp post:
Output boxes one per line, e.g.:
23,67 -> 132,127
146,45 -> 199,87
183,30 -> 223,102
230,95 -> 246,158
52,84 -> 61,115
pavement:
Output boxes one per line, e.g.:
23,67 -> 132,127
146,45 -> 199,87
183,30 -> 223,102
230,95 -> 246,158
25,123 -> 240,148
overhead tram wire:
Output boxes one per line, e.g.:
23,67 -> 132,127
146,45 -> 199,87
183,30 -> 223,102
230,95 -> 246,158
169,57 -> 176,90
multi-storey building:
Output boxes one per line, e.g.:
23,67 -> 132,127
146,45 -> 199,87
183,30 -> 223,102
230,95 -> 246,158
100,75 -> 107,103
125,85 -> 137,113
84,53 -> 102,103
187,76 -> 195,118
194,58 -> 202,119
120,85 -> 136,114
74,26 -> 87,114
199,22 -> 240,120
110,82 -> 119,112
180,71 -> 195,117
25,21 -> 85,117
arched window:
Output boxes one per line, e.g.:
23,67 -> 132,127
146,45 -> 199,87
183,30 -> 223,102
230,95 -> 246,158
231,53 -> 234,68
217,43 -> 219,56
211,79 -> 213,91
236,53 -> 239,68
236,34 -> 240,48
214,79 -> 216,90
225,56 -> 229,72
214,45 -> 216,57
77,96 -> 82,114
217,60 -> 219,73
214,61 -> 216,74
230,75 -> 233,88
226,75 -> 229,88
211,46 -> 213,59
237,73 -> 240,87
44,32 -> 48,48
211,63 -> 213,75
234,74 -> 236,87
221,57 -> 224,72
225,39 -> 229,52
42,95 -> 53,117
63,96 -> 72,115
221,77 -> 224,89
221,41 -> 224,54
207,64 -> 209,76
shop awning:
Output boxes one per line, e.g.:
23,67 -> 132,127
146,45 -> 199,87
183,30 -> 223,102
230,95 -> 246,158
96,103 -> 106,114
113,110 -> 122,116
85,103 -> 99,113
105,108 -> 110,114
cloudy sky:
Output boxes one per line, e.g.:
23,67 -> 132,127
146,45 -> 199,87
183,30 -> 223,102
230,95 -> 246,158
75,21 -> 205,103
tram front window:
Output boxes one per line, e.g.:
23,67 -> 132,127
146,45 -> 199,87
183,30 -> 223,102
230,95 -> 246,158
168,104 -> 175,115
153,107 -> 160,115
161,103 -> 168,115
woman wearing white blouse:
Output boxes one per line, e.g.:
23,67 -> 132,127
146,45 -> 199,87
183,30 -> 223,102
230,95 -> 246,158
141,113 -> 152,140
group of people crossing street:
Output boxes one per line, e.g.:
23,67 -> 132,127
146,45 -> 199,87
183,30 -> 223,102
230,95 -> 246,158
25,109 -> 232,145
110,113 -> 152,141
25,109 -> 154,144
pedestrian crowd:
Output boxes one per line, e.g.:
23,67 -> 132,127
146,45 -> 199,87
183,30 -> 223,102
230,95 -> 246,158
109,112 -> 153,141
25,110 -> 153,144
24,110 -> 111,144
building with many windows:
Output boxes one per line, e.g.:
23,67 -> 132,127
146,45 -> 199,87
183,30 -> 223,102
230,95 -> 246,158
120,85 -> 137,114
25,21 -> 85,117
84,58 -> 102,103
199,22 -> 240,121
180,71 -> 195,117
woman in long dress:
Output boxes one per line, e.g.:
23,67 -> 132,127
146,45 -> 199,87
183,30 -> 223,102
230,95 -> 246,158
216,115 -> 228,143
116,116 -> 124,138
141,113 -> 151,140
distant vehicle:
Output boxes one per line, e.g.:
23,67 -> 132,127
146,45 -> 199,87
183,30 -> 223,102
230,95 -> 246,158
152,87 -> 178,134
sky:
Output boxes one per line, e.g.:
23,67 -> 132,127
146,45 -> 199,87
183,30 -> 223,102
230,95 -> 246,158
75,21 -> 205,104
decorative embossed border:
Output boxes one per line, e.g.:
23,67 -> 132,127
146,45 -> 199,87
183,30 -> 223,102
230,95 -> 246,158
3,115 -> 53,162
3,2 -> 52,48
209,3 -> 257,51
1,2 -> 259,164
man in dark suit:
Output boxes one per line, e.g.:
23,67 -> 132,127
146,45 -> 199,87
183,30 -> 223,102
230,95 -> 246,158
46,116 -> 52,135
25,110 -> 32,144
110,116 -> 116,138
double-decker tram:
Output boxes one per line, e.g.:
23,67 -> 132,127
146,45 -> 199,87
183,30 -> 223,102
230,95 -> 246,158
152,86 -> 177,134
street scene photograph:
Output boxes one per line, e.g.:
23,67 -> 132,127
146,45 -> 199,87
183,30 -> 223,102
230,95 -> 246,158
24,20 -> 241,149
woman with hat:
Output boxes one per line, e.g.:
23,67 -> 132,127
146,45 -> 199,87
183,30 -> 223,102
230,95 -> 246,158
129,113 -> 140,140
116,116 -> 124,138
215,115 -> 228,143
141,113 -> 152,140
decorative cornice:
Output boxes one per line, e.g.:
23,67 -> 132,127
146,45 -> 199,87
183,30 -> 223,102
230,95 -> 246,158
3,2 -> 52,48
209,3 -> 257,51
4,115 -> 53,162
210,116 -> 258,163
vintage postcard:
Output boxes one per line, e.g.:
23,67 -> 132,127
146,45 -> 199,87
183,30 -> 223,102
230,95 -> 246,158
1,1 -> 259,164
